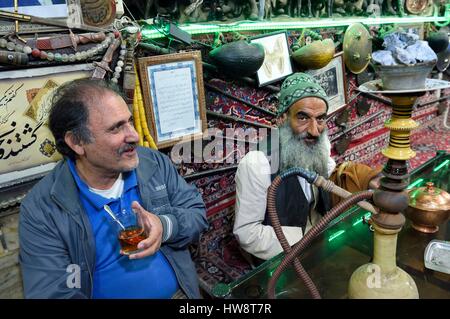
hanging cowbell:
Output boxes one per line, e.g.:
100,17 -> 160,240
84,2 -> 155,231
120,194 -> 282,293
209,41 -> 265,78
436,43 -> 450,72
426,31 -> 449,54
291,38 -> 335,70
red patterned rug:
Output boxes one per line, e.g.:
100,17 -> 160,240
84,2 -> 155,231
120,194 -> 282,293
190,196 -> 253,296
360,114 -> 450,170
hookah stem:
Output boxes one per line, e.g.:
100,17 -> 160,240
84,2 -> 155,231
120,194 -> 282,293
267,176 -> 321,299
267,190 -> 374,299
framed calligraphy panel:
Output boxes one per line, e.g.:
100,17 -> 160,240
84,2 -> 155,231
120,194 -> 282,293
0,63 -> 93,189
138,51 -> 207,149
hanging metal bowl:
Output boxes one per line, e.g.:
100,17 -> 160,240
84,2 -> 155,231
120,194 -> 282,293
291,39 -> 335,70
209,41 -> 265,78
373,61 -> 436,90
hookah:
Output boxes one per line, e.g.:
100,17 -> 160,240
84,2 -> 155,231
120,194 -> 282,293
265,167 -> 415,299
266,37 -> 450,299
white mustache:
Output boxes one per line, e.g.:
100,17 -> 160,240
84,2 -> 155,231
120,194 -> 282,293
118,144 -> 137,155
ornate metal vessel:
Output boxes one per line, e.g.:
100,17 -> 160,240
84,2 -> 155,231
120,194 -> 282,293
405,182 -> 450,233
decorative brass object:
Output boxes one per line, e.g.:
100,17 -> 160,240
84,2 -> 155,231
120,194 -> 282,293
80,0 -> 116,27
405,182 -> 450,233
343,23 -> 372,74
405,0 -> 430,14
291,39 -> 335,70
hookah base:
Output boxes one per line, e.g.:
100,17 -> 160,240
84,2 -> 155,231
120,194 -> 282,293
348,263 -> 419,299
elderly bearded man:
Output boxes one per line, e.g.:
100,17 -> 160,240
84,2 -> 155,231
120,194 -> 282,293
233,73 -> 379,261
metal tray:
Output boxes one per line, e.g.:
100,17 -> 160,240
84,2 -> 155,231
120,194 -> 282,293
358,78 -> 450,94
424,240 -> 450,274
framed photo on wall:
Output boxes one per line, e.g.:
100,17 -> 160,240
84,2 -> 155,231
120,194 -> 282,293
250,31 -> 293,87
306,52 -> 347,115
138,51 -> 207,149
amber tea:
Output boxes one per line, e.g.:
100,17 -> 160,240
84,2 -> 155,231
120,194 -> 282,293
118,226 -> 146,254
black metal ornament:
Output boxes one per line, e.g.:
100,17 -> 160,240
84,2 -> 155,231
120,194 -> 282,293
356,64 -> 376,86
335,135 -> 351,155
357,98 -> 371,116
335,108 -> 350,127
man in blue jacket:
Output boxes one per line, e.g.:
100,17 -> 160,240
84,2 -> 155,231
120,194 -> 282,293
19,79 -> 208,299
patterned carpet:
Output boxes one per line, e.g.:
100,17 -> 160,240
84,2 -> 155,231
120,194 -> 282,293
190,197 -> 253,295
189,171 -> 254,296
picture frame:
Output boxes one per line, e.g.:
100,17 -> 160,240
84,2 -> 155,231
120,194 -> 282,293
306,52 -> 347,115
0,63 -> 94,190
0,0 -> 82,35
250,31 -> 293,87
0,0 -> 69,18
138,51 -> 207,149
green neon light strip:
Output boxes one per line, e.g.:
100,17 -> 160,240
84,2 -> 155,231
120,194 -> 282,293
407,178 -> 424,190
352,218 -> 364,226
433,159 -> 449,172
352,212 -> 372,226
141,16 -> 449,39
328,230 -> 345,242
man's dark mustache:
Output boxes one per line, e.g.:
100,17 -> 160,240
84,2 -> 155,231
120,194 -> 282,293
294,132 -> 319,141
118,143 -> 138,155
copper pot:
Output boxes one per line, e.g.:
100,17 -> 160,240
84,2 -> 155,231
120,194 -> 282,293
405,182 -> 450,233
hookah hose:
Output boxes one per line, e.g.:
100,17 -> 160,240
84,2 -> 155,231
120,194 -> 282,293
266,167 -> 375,299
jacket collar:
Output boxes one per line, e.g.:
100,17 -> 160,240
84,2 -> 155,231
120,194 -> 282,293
135,148 -> 158,210
50,159 -> 84,217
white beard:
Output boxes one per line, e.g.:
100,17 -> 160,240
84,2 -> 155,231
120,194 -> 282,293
279,122 -> 331,177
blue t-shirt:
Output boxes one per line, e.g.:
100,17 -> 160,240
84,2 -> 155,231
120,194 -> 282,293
67,160 -> 179,298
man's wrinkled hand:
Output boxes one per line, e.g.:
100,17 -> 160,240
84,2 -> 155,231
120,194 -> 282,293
124,201 -> 163,259
369,175 -> 382,190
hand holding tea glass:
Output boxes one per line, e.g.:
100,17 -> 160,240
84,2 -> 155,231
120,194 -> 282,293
104,201 -> 163,258
126,201 -> 163,259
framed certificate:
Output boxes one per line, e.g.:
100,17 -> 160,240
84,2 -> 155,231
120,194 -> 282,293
138,51 -> 207,149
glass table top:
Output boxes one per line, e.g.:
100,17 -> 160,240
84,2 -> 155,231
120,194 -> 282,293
217,151 -> 450,299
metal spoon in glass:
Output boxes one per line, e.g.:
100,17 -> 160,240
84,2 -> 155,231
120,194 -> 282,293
103,204 -> 125,231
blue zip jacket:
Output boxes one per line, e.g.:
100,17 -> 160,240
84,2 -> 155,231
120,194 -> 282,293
19,147 -> 208,299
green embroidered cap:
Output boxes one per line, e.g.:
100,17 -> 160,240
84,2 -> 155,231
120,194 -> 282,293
278,72 -> 329,117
